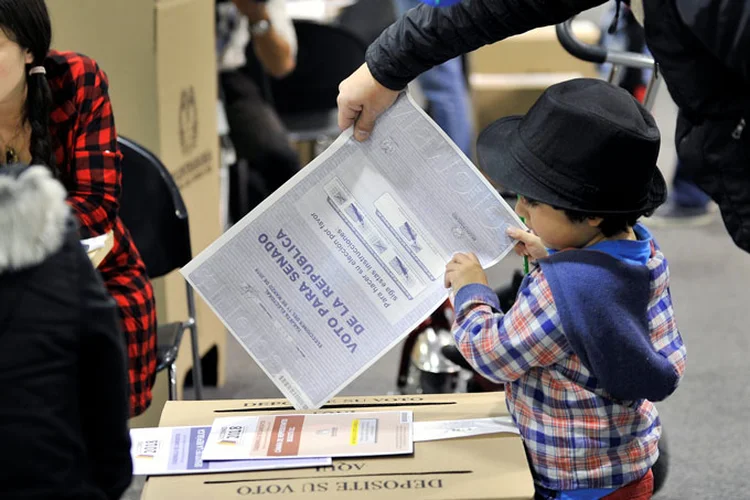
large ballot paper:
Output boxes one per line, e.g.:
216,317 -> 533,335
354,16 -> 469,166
182,94 -> 524,409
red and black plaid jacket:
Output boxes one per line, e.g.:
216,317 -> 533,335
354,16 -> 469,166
45,51 -> 157,417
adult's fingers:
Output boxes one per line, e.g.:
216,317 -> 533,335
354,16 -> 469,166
353,108 -> 379,141
337,96 -> 361,131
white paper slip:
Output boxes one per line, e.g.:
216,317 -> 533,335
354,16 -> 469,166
80,233 -> 108,252
202,411 -> 413,461
130,426 -> 331,476
181,93 -> 525,410
412,417 -> 520,442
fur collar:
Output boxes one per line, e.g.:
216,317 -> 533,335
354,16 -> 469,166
0,165 -> 70,273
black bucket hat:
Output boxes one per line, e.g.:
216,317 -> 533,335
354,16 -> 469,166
477,78 -> 667,214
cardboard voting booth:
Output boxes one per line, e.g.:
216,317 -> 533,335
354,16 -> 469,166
47,0 -> 226,424
141,393 -> 535,500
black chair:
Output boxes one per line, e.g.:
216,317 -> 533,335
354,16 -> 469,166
247,20 -> 367,145
335,0 -> 397,47
118,137 -> 204,400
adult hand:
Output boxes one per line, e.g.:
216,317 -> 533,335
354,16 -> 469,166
337,63 -> 399,141
507,227 -> 549,261
444,253 -> 488,292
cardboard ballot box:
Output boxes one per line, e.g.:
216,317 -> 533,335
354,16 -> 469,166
141,393 -> 534,500
46,0 -> 226,424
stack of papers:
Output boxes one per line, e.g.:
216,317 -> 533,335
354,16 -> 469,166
201,411 -> 414,461
132,410 -> 413,476
131,411 -> 521,476
130,426 -> 331,476
80,233 -> 109,253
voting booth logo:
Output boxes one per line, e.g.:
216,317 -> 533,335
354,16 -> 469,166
179,86 -> 199,155
135,439 -> 161,460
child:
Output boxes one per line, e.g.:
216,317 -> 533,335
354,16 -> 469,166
444,79 -> 686,500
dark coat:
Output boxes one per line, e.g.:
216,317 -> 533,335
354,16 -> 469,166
0,165 -> 132,500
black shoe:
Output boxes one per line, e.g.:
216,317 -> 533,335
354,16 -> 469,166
646,200 -> 717,228
652,428 -> 670,494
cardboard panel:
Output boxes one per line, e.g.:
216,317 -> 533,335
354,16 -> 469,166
154,0 -> 225,398
470,73 -> 590,132
469,21 -> 601,75
467,21 -> 600,150
47,0 -> 161,153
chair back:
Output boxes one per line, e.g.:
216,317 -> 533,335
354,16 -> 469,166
262,20 -> 367,114
335,0 -> 397,47
118,137 -> 192,279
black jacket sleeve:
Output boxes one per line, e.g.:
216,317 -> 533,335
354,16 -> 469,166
676,0 -> 750,83
76,240 -> 133,500
366,0 -> 607,90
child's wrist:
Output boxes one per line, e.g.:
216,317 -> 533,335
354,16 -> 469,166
454,283 -> 499,310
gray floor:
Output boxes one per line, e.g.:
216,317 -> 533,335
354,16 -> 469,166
126,214 -> 750,499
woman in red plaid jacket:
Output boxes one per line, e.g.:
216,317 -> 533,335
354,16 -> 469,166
0,0 -> 156,417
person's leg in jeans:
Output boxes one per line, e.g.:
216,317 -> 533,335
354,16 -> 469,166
220,70 -> 300,221
596,1 -> 713,225
672,161 -> 711,208
649,161 -> 715,226
393,0 -> 474,157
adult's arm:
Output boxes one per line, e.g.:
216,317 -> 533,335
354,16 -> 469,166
368,0 -> 607,91
338,0 -> 605,139
234,0 -> 297,78
66,57 -> 121,240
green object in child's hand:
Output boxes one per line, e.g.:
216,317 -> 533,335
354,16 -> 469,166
519,215 -> 530,275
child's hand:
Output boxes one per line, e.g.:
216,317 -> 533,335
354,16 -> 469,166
507,227 -> 549,261
444,253 -> 489,291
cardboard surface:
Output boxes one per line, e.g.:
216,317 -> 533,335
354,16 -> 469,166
47,0 -> 226,424
467,21 -> 601,145
141,393 -> 534,500
470,73 -> 588,132
469,21 -> 601,75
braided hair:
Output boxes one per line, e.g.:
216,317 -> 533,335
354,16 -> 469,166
0,0 -> 55,170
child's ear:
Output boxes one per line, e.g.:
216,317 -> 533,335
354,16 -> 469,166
586,217 -> 604,228
24,50 -> 34,65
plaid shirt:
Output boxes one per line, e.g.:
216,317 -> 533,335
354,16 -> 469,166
46,51 -> 157,417
452,243 -> 686,492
